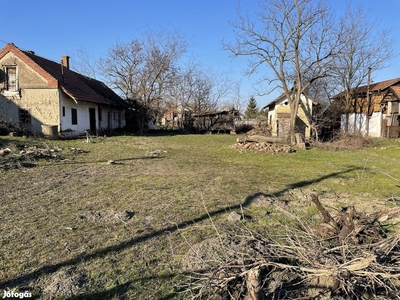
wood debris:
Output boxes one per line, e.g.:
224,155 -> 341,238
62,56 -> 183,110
233,135 -> 294,154
147,149 -> 167,157
0,145 -> 72,171
183,194 -> 400,299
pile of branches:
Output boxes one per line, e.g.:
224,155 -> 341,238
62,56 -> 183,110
232,135 -> 294,154
0,145 -> 65,170
311,133 -> 376,151
182,195 -> 400,299
245,120 -> 272,137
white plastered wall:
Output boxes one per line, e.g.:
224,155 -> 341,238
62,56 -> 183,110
60,94 -> 98,133
341,112 -> 382,137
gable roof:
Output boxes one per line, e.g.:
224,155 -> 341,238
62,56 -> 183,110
264,92 -> 288,108
0,43 -> 126,107
334,78 -> 400,99
390,85 -> 400,99
370,78 -> 400,91
262,90 -> 316,110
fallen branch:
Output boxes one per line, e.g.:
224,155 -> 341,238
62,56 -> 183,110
182,193 -> 400,299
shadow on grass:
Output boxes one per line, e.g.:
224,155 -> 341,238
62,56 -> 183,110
65,271 -> 196,300
66,281 -> 132,300
68,155 -> 164,165
0,167 -> 361,298
36,155 -> 164,167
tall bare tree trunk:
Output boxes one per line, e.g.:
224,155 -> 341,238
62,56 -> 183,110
289,94 -> 301,144
365,67 -> 371,136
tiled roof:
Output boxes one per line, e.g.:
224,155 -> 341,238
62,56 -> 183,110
0,43 -> 126,107
390,84 -> 400,99
335,78 -> 400,98
373,78 -> 400,90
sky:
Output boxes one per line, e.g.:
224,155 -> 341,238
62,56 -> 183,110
3,0 -> 400,109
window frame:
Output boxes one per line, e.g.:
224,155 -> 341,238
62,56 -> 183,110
4,65 -> 18,91
19,108 -> 31,126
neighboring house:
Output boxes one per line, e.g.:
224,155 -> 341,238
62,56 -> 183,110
191,109 -> 241,133
0,43 -> 127,137
262,92 -> 317,140
161,105 -> 191,129
333,78 -> 400,138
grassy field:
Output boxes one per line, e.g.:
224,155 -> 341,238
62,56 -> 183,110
0,134 -> 400,299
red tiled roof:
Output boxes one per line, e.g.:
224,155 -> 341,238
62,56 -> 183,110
0,43 -> 126,107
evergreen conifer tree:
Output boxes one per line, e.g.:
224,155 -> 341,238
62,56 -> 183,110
245,96 -> 258,118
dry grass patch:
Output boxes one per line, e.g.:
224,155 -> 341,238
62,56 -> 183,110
311,133 -> 379,151
0,134 -> 399,299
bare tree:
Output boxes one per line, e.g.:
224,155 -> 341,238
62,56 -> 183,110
139,30 -> 187,124
331,5 -> 394,135
304,76 -> 340,141
224,0 -> 339,144
99,39 -> 143,99
221,80 -> 247,113
98,30 -> 188,133
203,69 -> 231,112
70,48 -> 100,79
173,62 -> 229,115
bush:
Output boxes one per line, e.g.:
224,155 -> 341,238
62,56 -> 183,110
311,132 -> 377,150
0,118 -> 16,135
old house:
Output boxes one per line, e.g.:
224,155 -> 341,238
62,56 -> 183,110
161,105 -> 191,129
262,92 -> 317,140
191,109 -> 241,133
0,43 -> 127,137
334,78 -> 400,137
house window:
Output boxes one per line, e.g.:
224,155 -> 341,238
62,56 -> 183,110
71,108 -> 78,125
19,108 -> 31,125
5,66 -> 18,91
62,106 -> 65,117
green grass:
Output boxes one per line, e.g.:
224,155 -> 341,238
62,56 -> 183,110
0,134 -> 399,299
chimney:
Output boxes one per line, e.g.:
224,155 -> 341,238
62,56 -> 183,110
61,55 -> 70,69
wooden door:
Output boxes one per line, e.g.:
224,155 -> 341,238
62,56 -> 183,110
89,108 -> 96,134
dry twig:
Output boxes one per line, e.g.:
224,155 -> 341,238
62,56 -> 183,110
181,194 -> 400,299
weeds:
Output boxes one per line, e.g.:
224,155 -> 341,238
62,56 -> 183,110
0,134 -> 399,299
180,195 -> 400,299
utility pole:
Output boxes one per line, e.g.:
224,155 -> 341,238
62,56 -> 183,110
365,67 -> 372,136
